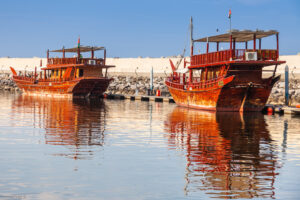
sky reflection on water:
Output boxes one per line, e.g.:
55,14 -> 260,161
0,92 -> 300,199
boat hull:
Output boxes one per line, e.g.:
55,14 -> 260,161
167,87 -> 221,111
167,80 -> 276,112
13,77 -> 112,98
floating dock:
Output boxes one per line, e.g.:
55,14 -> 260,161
104,94 -> 300,115
104,94 -> 175,103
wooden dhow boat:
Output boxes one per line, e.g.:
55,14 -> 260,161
166,19 -> 285,111
10,41 -> 115,98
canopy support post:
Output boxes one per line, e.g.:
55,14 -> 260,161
104,48 -> 106,66
233,38 -> 236,50
253,34 -> 256,50
62,46 -> 65,58
47,49 -> 49,63
206,37 -> 209,54
276,33 -> 279,60
230,34 -> 232,60
189,69 -> 193,84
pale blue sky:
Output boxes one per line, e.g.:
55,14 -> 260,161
0,0 -> 299,57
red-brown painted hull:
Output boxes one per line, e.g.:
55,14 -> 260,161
167,86 -> 221,111
216,86 -> 272,111
13,77 -> 112,97
166,81 -> 275,112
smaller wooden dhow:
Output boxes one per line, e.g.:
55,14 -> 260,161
166,18 -> 286,112
10,41 -> 115,98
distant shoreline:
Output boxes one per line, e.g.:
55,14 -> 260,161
0,55 -> 299,76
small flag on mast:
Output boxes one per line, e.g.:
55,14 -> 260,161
78,37 -> 80,48
228,9 -> 232,19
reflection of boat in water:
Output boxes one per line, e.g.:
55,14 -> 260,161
12,95 -> 107,159
164,107 -> 279,199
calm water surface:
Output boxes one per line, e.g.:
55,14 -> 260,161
0,91 -> 300,199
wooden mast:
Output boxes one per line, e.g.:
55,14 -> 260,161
189,17 -> 194,84
77,37 -> 80,61
190,17 -> 194,56
276,33 -> 279,60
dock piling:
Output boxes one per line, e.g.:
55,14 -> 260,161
285,65 -> 289,105
150,66 -> 153,94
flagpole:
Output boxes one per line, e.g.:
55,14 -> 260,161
230,16 -> 231,33
229,9 -> 232,33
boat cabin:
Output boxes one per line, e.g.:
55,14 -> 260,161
176,30 -> 285,87
168,30 -> 285,91
191,30 -> 280,67
41,45 -> 114,81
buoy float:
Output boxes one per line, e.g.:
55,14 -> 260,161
103,93 -> 108,98
156,89 -> 161,96
267,107 -> 274,115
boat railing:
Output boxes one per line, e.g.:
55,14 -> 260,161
14,75 -> 75,83
189,77 -> 224,89
191,49 -> 278,66
165,77 -> 184,90
47,57 -> 105,66
79,58 -> 105,66
48,58 -> 77,65
13,75 -> 35,82
166,76 -> 225,90
38,77 -> 74,82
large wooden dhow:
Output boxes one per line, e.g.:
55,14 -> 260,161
10,42 -> 115,97
166,19 -> 285,111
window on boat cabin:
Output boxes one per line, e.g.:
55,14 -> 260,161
79,69 -> 84,77
192,69 -> 202,82
207,68 -> 218,80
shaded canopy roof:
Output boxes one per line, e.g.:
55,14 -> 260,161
50,46 -> 105,53
194,30 -> 278,43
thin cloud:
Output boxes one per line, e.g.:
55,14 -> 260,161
235,0 -> 275,6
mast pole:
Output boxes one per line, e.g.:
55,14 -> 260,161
77,36 -> 80,62
228,9 -> 232,60
230,17 -> 231,33
189,16 -> 194,84
229,9 -> 232,33
190,17 -> 194,57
